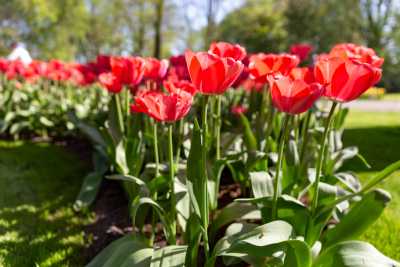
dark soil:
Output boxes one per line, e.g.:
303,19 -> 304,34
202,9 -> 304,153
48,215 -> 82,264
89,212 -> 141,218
82,179 -> 131,263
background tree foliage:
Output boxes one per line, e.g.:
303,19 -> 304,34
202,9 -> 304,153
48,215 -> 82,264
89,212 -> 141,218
0,0 -> 399,89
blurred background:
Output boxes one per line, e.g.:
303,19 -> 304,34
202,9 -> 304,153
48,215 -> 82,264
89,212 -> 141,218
0,0 -> 399,87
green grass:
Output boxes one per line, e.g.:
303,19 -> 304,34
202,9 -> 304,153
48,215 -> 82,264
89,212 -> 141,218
0,141 -> 91,267
343,111 -> 400,260
382,92 -> 400,101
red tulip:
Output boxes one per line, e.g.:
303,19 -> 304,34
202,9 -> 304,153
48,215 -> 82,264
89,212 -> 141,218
131,90 -> 193,122
314,57 -> 382,102
249,53 -> 299,83
268,74 -> 324,114
290,43 -> 314,61
168,54 -> 190,81
231,105 -> 248,115
185,51 -> 244,95
329,43 -> 384,68
164,80 -> 197,96
99,72 -> 122,93
144,57 -> 169,81
209,42 -> 247,61
110,56 -> 145,86
289,67 -> 315,84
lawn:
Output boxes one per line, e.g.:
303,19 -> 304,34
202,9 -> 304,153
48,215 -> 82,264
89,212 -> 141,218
382,92 -> 400,101
0,141 -> 91,267
343,111 -> 400,260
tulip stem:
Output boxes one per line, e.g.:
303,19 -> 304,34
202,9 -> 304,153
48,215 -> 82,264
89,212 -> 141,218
168,124 -> 177,243
311,102 -> 338,214
299,110 -> 312,178
113,93 -> 125,134
215,95 -> 222,160
201,95 -> 210,258
153,122 -> 160,177
271,114 -> 291,220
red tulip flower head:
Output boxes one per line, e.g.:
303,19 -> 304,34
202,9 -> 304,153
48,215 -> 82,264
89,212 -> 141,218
290,67 -> 315,84
249,53 -> 300,83
131,90 -> 193,122
164,80 -> 197,96
314,57 -> 382,102
290,43 -> 314,61
329,43 -> 384,68
144,57 -> 169,81
209,42 -> 247,61
268,74 -> 324,114
185,51 -> 244,95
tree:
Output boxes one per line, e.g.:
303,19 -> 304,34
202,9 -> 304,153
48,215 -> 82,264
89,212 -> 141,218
216,0 -> 288,53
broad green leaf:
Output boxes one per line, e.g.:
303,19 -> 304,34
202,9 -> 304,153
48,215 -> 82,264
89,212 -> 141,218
239,113 -> 257,151
186,119 -> 206,220
209,202 -> 261,242
208,159 -> 227,211
85,235 -> 152,267
150,246 -> 187,267
67,110 -> 106,147
211,221 -> 311,267
115,140 -> 129,174
74,152 -> 108,211
314,241 -> 400,267
250,171 -> 274,198
131,197 -> 174,244
323,189 -> 391,247
362,160 -> 400,192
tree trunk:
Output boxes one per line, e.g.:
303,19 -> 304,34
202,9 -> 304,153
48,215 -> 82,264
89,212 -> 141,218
153,0 -> 164,58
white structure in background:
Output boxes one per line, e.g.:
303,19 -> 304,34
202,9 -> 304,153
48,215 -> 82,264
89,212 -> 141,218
7,43 -> 32,65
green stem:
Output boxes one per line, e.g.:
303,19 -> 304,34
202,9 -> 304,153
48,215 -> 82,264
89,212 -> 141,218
271,114 -> 291,220
153,123 -> 160,177
298,111 -> 312,180
201,95 -> 210,258
175,119 -> 184,166
310,102 -> 338,214
125,88 -> 131,136
168,124 -> 177,243
113,93 -> 125,134
215,95 -> 222,160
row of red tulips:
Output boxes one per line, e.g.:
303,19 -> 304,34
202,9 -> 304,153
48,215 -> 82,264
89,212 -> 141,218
2,41 -> 398,267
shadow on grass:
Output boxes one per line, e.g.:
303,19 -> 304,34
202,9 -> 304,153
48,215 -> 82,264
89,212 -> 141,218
342,126 -> 400,172
0,141 -> 90,267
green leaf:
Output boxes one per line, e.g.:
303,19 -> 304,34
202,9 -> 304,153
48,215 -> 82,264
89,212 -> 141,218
239,113 -> 257,151
67,110 -> 106,147
131,197 -> 174,244
209,202 -> 261,242
362,160 -> 400,192
208,159 -> 227,211
150,246 -> 187,267
186,119 -> 205,219
211,221 -> 311,267
250,171 -> 274,198
85,235 -> 152,267
314,241 -> 400,267
115,140 -> 129,174
323,189 -> 391,247
74,152 -> 108,211
106,174 -> 146,186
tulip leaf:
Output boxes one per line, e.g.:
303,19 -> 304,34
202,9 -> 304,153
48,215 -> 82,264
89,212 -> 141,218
323,189 -> 391,247
249,171 -> 274,198
362,160 -> 400,192
239,113 -> 257,151
85,234 -> 152,267
115,140 -> 129,174
186,119 -> 206,219
210,221 -> 311,267
314,241 -> 400,267
150,246 -> 187,267
209,202 -> 261,242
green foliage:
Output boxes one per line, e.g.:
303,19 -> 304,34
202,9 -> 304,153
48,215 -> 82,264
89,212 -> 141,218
216,0 -> 288,53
